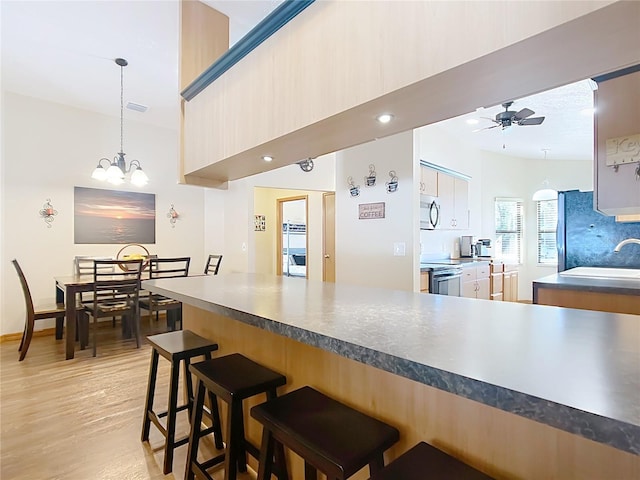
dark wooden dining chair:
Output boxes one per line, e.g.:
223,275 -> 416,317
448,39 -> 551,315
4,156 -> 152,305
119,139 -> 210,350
82,259 -> 143,357
138,257 -> 190,331
204,254 -> 223,275
12,259 -> 66,361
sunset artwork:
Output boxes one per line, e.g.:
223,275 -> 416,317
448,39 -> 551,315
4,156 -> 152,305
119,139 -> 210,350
74,187 -> 156,244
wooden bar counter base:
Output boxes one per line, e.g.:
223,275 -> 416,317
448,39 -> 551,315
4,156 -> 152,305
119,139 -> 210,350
143,274 -> 640,479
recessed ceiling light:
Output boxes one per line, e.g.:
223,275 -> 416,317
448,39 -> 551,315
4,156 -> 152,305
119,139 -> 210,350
581,108 -> 596,116
466,118 -> 479,125
376,113 -> 394,124
262,155 -> 273,162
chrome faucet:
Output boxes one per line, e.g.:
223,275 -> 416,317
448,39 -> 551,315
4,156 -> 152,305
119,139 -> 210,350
613,238 -> 640,252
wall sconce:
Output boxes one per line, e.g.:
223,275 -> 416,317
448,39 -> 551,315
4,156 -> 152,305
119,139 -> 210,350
167,204 -> 179,227
39,199 -> 58,227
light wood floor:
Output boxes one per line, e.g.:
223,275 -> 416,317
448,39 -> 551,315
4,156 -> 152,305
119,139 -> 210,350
0,322 -> 255,480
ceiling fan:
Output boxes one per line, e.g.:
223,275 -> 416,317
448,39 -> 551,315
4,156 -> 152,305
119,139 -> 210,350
474,101 -> 545,132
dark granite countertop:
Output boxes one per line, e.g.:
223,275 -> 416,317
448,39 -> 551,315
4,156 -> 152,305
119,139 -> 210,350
143,273 -> 640,456
534,273 -> 640,295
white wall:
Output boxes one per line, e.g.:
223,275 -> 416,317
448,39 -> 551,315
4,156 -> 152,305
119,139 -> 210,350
206,154 -> 336,276
416,122 -> 593,300
1,92 -> 205,335
335,131 -> 416,291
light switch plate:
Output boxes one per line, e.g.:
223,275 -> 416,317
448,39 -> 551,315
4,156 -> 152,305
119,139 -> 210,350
393,242 -> 406,256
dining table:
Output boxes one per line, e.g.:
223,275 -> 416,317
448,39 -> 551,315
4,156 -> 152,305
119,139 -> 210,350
55,274 -> 98,359
55,272 -> 178,359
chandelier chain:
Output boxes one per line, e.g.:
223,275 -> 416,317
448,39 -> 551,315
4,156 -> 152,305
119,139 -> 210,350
120,62 -> 124,154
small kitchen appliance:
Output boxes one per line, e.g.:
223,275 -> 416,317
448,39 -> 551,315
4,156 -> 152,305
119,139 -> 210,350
476,239 -> 492,257
460,236 -> 476,258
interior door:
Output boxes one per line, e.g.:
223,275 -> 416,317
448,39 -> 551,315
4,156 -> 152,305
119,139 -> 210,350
277,196 -> 308,278
323,193 -> 335,282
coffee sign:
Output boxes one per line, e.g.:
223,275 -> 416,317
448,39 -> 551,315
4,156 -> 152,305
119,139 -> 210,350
358,202 -> 385,219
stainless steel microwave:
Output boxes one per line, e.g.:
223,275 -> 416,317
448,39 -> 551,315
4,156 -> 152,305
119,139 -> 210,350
420,195 -> 440,230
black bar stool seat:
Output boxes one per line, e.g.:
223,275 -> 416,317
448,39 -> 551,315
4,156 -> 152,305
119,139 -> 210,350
185,353 -> 288,480
370,441 -> 494,479
250,386 -> 400,480
141,330 -> 222,475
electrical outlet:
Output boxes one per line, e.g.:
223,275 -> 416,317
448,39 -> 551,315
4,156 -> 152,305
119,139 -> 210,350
393,242 -> 406,256
241,242 -> 247,252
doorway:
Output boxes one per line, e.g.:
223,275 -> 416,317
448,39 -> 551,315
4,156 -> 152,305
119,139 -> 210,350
277,196 -> 308,278
323,193 -> 335,282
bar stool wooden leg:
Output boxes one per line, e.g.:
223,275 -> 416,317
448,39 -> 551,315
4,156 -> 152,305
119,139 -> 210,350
185,379 -> 206,480
208,391 -> 224,450
163,359 -> 180,474
224,398 -> 243,480
369,454 -> 384,476
257,427 -> 274,480
141,349 -> 159,442
304,461 -> 318,480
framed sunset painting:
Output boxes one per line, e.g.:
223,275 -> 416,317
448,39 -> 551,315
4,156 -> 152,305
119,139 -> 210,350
74,187 -> 156,244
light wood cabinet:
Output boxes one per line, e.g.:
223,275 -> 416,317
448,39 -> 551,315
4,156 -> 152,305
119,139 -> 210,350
438,174 -> 469,230
420,271 -> 430,293
490,261 -> 504,301
503,264 -> 519,302
462,264 -> 490,300
420,166 -> 438,196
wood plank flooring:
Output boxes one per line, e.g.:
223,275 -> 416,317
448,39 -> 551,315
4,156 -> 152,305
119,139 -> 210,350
0,322 -> 255,480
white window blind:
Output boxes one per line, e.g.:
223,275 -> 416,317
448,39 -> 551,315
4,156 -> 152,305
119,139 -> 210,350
495,198 -> 523,264
536,199 -> 558,264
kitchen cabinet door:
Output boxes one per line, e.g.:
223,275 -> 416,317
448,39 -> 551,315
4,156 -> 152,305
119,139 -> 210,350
454,177 -> 469,230
421,167 -> 438,197
476,277 -> 490,300
437,173 -> 469,230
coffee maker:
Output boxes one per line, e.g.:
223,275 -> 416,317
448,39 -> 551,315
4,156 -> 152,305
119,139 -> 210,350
460,236 -> 476,258
476,239 -> 493,257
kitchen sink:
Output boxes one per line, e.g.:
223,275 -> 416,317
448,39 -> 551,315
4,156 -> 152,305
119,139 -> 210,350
559,267 -> 640,280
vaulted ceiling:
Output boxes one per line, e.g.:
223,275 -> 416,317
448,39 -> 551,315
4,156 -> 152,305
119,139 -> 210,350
1,1 -> 593,161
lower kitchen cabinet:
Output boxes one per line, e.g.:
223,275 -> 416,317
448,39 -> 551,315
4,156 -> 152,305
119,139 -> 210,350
462,264 -> 490,300
490,261 -> 504,301
420,271 -> 430,293
503,264 -> 519,302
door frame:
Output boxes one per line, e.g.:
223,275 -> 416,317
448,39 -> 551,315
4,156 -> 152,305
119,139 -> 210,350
276,195 -> 309,278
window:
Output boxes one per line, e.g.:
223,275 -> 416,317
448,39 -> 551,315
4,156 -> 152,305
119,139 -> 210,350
536,199 -> 558,264
495,198 -> 523,264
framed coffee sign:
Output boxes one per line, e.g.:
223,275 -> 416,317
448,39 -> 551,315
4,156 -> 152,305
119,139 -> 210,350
358,202 -> 385,219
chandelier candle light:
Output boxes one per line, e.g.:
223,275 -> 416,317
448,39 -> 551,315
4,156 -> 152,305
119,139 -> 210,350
91,58 -> 148,187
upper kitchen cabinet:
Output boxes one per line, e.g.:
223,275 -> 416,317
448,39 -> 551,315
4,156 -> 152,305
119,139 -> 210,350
593,67 -> 640,216
438,174 -> 469,230
420,166 -> 438,196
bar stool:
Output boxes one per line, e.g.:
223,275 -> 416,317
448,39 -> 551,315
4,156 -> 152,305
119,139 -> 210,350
141,330 -> 223,474
250,386 -> 400,480
185,353 -> 288,480
370,442 -> 494,479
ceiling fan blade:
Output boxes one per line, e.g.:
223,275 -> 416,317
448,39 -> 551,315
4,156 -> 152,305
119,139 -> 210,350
472,125 -> 499,133
518,116 -> 545,126
513,108 -> 534,121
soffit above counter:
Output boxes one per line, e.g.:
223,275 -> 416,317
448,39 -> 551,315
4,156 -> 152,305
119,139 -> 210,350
180,1 -> 640,188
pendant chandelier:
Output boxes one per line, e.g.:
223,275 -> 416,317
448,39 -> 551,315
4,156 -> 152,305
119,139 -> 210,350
91,58 -> 148,187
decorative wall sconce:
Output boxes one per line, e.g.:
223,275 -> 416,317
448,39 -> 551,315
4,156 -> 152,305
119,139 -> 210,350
364,164 -> 377,187
386,170 -> 399,193
39,199 -> 58,227
167,204 -> 179,227
347,176 -> 360,197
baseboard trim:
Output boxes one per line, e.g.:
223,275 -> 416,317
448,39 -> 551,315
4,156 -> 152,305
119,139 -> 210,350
0,314 -> 164,343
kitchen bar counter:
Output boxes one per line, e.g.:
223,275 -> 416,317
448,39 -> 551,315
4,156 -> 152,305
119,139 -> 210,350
533,273 -> 640,315
144,274 -> 639,457
533,272 -> 640,296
